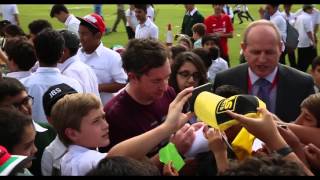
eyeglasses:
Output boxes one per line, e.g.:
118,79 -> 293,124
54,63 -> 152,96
177,71 -> 201,81
12,95 -> 34,108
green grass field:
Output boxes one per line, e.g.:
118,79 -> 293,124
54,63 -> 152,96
17,4 -> 320,67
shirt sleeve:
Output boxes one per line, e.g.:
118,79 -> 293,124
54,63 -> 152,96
150,26 -> 159,39
41,149 -> 54,176
13,5 -> 19,14
110,53 -> 128,84
225,16 -> 234,33
303,16 -> 313,33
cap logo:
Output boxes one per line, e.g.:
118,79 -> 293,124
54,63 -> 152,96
216,96 -> 237,114
84,15 -> 97,23
49,88 -> 62,99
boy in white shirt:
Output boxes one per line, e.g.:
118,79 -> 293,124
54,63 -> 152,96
51,88 -> 193,176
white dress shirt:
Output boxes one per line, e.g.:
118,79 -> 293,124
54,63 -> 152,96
6,71 -> 31,80
270,10 -> 287,43
58,55 -> 100,99
295,11 -> 314,48
41,136 -> 67,176
0,4 -> 19,25
77,43 -> 127,105
21,67 -> 83,122
64,14 -> 80,35
61,145 -> 107,176
135,18 -> 159,39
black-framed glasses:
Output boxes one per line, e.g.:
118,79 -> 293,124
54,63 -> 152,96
177,71 -> 201,81
12,95 -> 34,108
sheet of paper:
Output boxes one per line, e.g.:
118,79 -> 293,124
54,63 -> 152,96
184,126 -> 210,158
159,143 -> 185,171
252,138 -> 264,151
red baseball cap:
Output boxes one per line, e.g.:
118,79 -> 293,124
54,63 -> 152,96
77,13 -> 106,34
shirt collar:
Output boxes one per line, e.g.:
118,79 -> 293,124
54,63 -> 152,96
271,10 -> 281,19
248,66 -> 278,84
80,42 -> 104,57
52,136 -> 67,160
36,67 -> 61,73
187,8 -> 197,16
140,18 -> 152,27
6,71 -> 31,79
64,14 -> 73,26
57,55 -> 78,72
32,121 -> 48,133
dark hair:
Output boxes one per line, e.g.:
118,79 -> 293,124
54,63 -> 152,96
4,24 -> 25,37
0,20 -> 11,36
221,154 -> 306,176
192,23 -> 206,37
122,38 -> 169,78
215,85 -> 244,98
169,51 -> 207,93
28,19 -> 53,35
34,29 -> 65,66
0,107 -> 33,153
50,4 -> 69,18
86,156 -> 160,176
0,77 -> 26,103
201,34 -> 220,47
4,38 -> 37,71
134,4 -> 147,13
300,93 -> 320,127
192,48 -> 212,69
170,45 -> 187,60
312,56 -> 320,70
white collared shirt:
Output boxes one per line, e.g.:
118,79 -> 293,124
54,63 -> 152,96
0,4 -> 19,25
281,11 -> 296,26
270,10 -> 287,43
64,14 -> 80,35
41,136 -> 67,176
61,145 -> 107,176
6,71 -> 31,80
58,55 -> 100,99
295,11 -> 314,48
125,8 -> 138,28
147,5 -> 155,21
77,43 -> 127,105
187,8 -> 197,16
135,18 -> 159,39
21,67 -> 83,122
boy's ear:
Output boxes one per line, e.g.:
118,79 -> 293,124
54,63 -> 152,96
65,128 -> 80,143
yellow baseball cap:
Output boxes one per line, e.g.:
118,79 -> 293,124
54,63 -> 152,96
194,92 -> 266,131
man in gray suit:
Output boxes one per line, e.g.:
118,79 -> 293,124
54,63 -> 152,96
214,20 -> 314,122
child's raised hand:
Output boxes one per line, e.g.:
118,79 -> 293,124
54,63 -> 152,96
206,128 -> 227,155
304,143 -> 320,170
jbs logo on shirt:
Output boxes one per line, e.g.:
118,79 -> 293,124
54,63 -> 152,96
216,96 -> 237,114
49,88 -> 62,98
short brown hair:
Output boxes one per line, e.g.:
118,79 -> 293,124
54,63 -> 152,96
192,23 -> 206,37
300,93 -> 320,127
51,93 -> 101,145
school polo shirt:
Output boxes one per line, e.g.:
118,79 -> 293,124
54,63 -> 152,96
295,12 -> 314,48
6,71 -> 31,81
204,14 -> 233,58
61,145 -> 107,176
270,10 -> 287,43
0,4 -> 19,25
21,67 -> 83,122
58,55 -> 100,100
78,43 -> 128,105
135,18 -> 159,39
41,136 -> 67,176
104,87 -> 176,154
64,14 -> 80,35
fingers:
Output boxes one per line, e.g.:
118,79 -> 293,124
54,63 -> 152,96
173,87 -> 193,104
180,112 -> 195,125
191,122 -> 204,131
306,143 -> 320,154
226,110 -> 255,125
